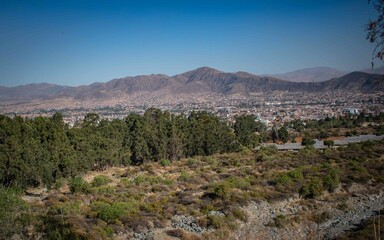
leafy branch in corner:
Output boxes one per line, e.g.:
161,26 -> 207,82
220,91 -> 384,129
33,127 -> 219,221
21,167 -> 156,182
366,0 -> 384,67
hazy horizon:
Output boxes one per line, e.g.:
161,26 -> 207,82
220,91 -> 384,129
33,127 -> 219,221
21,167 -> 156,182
0,0 -> 381,87
1,65 -> 384,88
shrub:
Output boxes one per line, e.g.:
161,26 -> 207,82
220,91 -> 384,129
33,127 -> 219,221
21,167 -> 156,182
91,201 -> 138,223
178,170 -> 191,182
90,186 -> 116,195
91,175 -> 112,187
288,168 -> 303,180
323,168 -> 339,192
276,173 -> 291,185
228,177 -> 251,190
210,181 -> 231,200
119,178 -> 133,187
0,188 -> 31,239
54,179 -> 65,190
202,156 -> 218,167
188,158 -> 197,167
274,214 -> 287,228
207,215 -> 225,229
232,208 -> 248,222
50,201 -> 82,215
301,136 -> 315,146
299,178 -> 324,199
260,145 -> 278,155
160,159 -> 171,167
68,177 -> 89,194
324,140 -> 334,148
166,229 -> 184,237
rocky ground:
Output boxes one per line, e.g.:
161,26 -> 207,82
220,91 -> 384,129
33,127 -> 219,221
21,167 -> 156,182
236,190 -> 384,240
126,187 -> 384,240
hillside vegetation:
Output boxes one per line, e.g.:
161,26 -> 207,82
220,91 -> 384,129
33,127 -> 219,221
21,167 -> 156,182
0,110 -> 383,239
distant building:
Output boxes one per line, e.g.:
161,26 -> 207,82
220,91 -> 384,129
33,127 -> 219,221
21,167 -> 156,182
344,108 -> 359,115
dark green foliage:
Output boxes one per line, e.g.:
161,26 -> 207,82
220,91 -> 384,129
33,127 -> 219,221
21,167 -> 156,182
91,201 -> 138,223
91,175 -> 111,187
1,111 -> 382,192
301,136 -> 315,146
299,178 -> 324,199
69,177 -> 90,194
323,167 -> 340,192
160,159 -> 171,167
234,115 -> 265,148
209,181 -> 231,200
0,109 -> 241,189
278,126 -> 289,143
324,139 -> 334,147
0,188 -> 31,239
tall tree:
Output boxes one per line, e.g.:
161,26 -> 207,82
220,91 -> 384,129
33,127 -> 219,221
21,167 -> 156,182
234,115 -> 264,148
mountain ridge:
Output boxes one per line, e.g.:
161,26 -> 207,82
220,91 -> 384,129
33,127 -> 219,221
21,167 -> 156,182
1,67 -> 383,103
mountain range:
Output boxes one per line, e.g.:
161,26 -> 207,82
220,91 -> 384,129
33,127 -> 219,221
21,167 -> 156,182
265,66 -> 384,83
266,67 -> 347,83
1,67 -> 383,103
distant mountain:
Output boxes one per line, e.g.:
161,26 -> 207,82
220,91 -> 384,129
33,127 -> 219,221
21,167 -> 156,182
0,83 -> 70,101
57,74 -> 174,100
267,67 -> 346,83
319,71 -> 384,92
0,67 -> 383,104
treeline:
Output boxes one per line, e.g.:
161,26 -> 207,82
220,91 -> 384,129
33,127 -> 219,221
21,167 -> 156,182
289,113 -> 384,139
1,109 -> 383,189
0,109 -> 265,189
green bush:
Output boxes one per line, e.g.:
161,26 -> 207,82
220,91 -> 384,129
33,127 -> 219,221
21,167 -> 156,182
91,175 -> 112,187
276,169 -> 303,186
187,158 -> 197,167
227,177 -> 251,190
210,181 -> 231,200
299,178 -> 324,199
90,186 -> 116,194
323,168 -> 339,192
160,159 -> 171,167
324,139 -> 334,147
276,173 -> 291,185
301,136 -> 315,146
288,169 -> 303,180
178,170 -> 191,182
260,145 -> 278,155
0,188 -> 31,239
53,179 -> 65,190
68,177 -> 89,194
91,201 -> 138,223
51,201 -> 82,215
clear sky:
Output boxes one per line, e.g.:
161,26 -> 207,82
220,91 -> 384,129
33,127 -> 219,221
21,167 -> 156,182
0,0 -> 380,87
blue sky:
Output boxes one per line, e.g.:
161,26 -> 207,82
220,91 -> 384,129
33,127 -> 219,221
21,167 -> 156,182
0,0 -> 379,87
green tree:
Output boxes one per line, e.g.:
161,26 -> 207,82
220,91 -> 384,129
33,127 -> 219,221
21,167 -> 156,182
278,126 -> 289,143
234,115 -> 264,148
324,139 -> 334,148
301,136 -> 315,146
0,188 -> 31,239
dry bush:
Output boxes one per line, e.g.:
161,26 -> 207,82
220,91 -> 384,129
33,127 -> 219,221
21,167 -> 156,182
120,215 -> 150,232
166,229 -> 184,237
